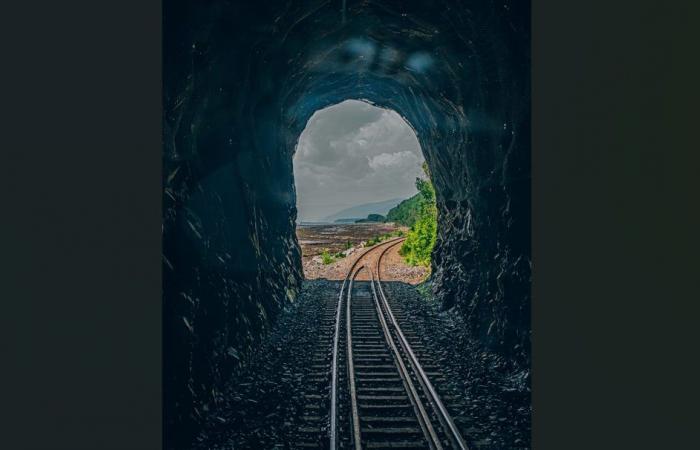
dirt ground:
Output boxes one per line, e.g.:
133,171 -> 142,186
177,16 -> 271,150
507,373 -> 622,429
379,243 -> 430,284
296,223 -> 429,284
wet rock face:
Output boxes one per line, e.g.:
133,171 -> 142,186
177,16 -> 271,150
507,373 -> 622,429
164,0 -> 529,445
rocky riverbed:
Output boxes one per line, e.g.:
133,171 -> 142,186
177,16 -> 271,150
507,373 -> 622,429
296,223 -> 429,283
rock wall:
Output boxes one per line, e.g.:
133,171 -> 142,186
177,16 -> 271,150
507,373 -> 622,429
163,0 -> 530,446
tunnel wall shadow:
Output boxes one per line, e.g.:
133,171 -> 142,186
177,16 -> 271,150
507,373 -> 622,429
163,1 -> 529,446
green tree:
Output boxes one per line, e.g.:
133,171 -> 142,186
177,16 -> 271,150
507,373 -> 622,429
385,194 -> 421,227
399,163 -> 437,267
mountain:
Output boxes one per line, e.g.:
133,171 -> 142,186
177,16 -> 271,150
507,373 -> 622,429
323,198 -> 403,222
385,193 -> 421,227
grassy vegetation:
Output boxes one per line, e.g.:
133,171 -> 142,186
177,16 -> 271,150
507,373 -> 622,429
399,163 -> 437,267
321,249 -> 334,264
321,247 -> 350,265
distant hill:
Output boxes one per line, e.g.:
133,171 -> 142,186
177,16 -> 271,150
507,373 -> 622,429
385,193 -> 421,227
323,198 -> 403,223
355,214 -> 386,223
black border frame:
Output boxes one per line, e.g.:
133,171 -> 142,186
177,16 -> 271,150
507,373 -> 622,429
2,0 -> 699,448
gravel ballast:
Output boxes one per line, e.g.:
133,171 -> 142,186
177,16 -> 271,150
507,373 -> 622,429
192,279 -> 530,449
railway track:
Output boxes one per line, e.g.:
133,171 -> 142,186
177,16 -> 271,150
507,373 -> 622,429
296,238 -> 470,450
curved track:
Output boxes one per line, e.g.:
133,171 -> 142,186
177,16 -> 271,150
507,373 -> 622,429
296,238 -> 469,450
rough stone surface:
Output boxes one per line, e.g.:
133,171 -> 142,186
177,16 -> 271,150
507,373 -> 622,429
164,1 -> 530,446
191,280 -> 337,449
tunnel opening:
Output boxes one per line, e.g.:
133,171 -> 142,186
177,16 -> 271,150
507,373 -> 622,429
164,1 -> 530,446
292,99 -> 434,282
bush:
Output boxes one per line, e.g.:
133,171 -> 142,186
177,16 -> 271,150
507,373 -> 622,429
399,163 -> 437,267
321,249 -> 334,265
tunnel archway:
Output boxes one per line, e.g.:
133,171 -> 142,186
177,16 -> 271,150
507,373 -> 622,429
292,98 -> 429,279
164,1 -> 529,444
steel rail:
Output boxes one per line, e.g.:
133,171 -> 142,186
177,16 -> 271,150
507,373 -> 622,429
329,237 -> 406,450
374,241 -> 471,450
367,267 -> 442,450
346,266 -> 362,450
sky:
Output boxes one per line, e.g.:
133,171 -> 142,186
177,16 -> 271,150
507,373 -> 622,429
293,100 -> 425,222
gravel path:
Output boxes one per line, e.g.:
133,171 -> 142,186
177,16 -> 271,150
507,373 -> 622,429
379,242 -> 430,284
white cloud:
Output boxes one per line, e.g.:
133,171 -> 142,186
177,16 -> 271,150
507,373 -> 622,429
368,151 -> 420,170
293,100 -> 424,221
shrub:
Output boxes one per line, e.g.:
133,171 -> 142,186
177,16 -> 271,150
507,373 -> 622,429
399,163 -> 437,267
321,249 -> 334,265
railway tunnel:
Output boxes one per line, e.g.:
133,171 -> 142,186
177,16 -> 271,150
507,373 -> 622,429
163,0 -> 530,444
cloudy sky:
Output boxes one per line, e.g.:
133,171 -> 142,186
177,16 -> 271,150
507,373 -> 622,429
293,100 -> 424,222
